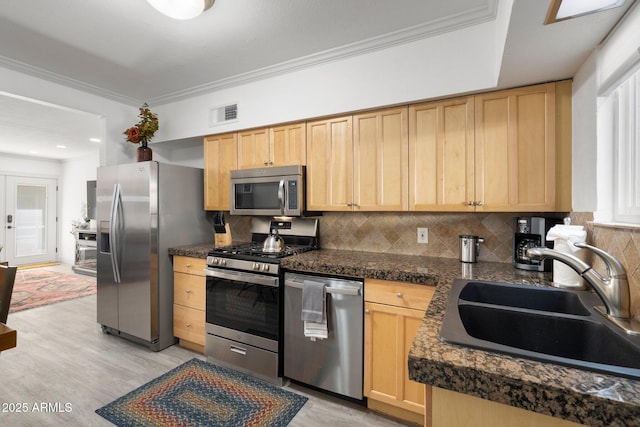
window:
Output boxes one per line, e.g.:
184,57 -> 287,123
608,68 -> 640,224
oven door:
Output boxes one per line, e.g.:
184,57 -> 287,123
204,267 -> 280,350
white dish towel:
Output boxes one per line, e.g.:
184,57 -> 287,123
301,280 -> 328,340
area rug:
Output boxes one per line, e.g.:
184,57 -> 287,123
96,358 -> 308,427
9,269 -> 96,313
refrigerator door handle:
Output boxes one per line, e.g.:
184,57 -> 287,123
110,183 -> 122,283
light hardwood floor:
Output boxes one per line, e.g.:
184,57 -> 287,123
0,265 -> 410,426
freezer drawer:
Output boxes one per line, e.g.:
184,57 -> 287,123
284,273 -> 364,400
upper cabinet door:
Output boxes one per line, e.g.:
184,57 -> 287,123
270,122 -> 307,167
237,128 -> 270,169
409,97 -> 475,211
353,107 -> 408,211
306,116 -> 353,211
474,83 -> 556,212
204,133 -> 237,211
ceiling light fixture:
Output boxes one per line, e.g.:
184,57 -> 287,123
89,138 -> 101,143
545,0 -> 626,24
146,0 -> 215,20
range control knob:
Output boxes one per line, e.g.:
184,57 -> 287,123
212,258 -> 219,265
262,264 -> 270,272
253,263 -> 261,271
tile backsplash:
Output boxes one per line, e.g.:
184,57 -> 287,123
229,211 -> 562,263
571,212 -> 640,320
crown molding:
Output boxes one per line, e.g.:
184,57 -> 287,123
0,55 -> 141,106
0,0 -> 497,106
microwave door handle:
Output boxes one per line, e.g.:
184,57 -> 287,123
278,179 -> 285,215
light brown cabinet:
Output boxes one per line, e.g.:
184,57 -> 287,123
474,82 -> 557,212
409,97 -> 475,211
306,107 -> 408,211
364,279 -> 435,425
409,82 -> 560,212
431,387 -> 584,427
306,115 -> 354,211
237,122 -> 306,169
173,256 -> 207,353
237,128 -> 270,169
204,133 -> 237,211
204,81 -> 570,213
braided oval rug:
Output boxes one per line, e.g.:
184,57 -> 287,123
96,359 -> 307,427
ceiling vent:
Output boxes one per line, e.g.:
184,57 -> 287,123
209,103 -> 238,127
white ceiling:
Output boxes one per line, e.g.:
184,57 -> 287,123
0,0 -> 636,160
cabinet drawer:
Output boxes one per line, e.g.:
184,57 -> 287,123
174,272 -> 206,310
173,304 -> 205,346
364,278 -> 434,311
173,256 -> 207,276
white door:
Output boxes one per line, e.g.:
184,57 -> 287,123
5,176 -> 58,266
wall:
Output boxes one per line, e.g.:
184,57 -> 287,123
0,152 -> 99,266
59,152 -> 100,265
0,65 -> 135,166
571,3 -> 640,320
151,20 -> 501,145
0,155 -> 62,264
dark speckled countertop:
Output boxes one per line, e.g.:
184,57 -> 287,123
168,243 -> 214,259
169,245 -> 640,426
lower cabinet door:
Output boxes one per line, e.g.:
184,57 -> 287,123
364,301 -> 427,415
173,304 -> 205,346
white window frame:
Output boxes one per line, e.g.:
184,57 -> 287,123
611,69 -> 640,224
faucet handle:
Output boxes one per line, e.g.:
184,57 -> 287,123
573,242 -> 627,278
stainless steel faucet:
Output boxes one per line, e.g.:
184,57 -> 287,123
526,243 -> 638,335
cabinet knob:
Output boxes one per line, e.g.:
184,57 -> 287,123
396,292 -> 402,298
186,263 -> 191,268
269,160 -> 273,165
185,289 -> 192,294
347,202 -> 353,207
364,309 -> 370,315
263,160 -> 269,165
476,200 -> 484,206
185,323 -> 191,328
467,201 -> 475,206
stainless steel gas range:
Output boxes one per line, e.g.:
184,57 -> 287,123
204,217 -> 318,384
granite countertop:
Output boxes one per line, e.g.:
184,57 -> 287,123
168,243 -> 215,259
169,245 -> 640,426
407,275 -> 640,427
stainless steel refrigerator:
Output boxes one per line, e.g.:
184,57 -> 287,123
96,161 -> 210,351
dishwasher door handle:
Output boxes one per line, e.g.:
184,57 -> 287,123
284,279 -> 361,296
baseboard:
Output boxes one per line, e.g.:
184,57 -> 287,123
17,262 -> 60,270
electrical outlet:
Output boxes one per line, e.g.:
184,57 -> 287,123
417,227 -> 428,244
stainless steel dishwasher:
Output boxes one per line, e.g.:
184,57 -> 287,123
284,272 -> 364,400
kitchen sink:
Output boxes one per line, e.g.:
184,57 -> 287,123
458,280 -> 591,316
440,279 -> 640,380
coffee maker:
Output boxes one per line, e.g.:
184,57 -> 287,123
513,216 -> 562,271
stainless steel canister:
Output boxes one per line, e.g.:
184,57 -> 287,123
459,235 -> 484,263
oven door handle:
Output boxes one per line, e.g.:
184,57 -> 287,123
284,279 -> 361,296
205,268 -> 279,288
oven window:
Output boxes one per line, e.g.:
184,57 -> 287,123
206,275 -> 279,341
234,182 -> 280,210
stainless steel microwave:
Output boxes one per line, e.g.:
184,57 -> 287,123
229,165 -> 305,216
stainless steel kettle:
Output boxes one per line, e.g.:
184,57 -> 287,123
459,235 -> 484,263
263,228 -> 285,253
